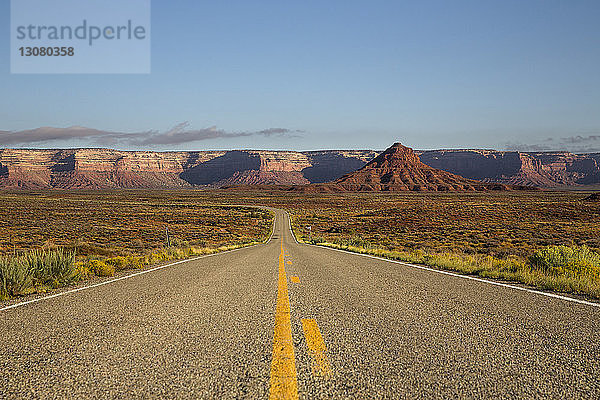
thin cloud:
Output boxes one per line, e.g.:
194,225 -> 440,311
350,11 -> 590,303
504,142 -> 556,152
0,126 -> 137,146
560,135 -> 600,144
504,134 -> 600,153
255,128 -> 303,137
0,123 -> 303,147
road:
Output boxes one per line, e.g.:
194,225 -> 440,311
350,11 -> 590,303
1,209 -> 599,399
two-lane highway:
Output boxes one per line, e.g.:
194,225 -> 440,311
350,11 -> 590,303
1,209 -> 599,398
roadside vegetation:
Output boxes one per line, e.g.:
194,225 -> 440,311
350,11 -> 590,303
0,191 -> 273,300
0,248 -> 78,299
0,242 -> 266,300
295,238 -> 600,299
286,191 -> 600,299
2,189 -> 598,300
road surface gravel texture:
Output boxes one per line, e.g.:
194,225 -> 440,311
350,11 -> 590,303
1,209 -> 599,399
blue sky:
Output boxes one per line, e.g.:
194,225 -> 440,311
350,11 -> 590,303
1,0 -> 599,151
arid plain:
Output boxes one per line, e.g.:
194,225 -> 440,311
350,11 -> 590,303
1,188 -> 599,301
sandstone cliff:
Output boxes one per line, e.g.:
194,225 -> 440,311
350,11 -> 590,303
1,146 -> 599,189
417,150 -> 600,187
0,148 -> 378,189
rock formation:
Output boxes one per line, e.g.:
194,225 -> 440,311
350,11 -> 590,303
1,145 -> 599,190
418,150 -> 600,187
0,148 -> 378,189
329,143 -> 512,191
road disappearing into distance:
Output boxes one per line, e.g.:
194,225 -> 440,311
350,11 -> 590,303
1,209 -> 599,398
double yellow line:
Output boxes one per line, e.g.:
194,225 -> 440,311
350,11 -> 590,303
269,242 -> 299,399
269,242 -> 333,399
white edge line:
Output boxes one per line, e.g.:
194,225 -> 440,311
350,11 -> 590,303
285,215 -> 599,308
266,209 -> 276,243
320,246 -> 600,308
1,207 -> 277,313
286,211 -> 299,244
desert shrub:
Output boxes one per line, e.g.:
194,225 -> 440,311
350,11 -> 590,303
127,255 -> 146,269
0,248 -> 78,298
333,236 -> 371,248
167,237 -> 188,248
529,245 -> 600,280
27,248 -> 78,286
0,241 -> 261,300
74,260 -> 90,278
46,248 -> 77,285
88,259 -> 115,277
102,255 -> 147,271
0,256 -> 32,298
249,211 -> 263,219
309,236 -> 326,244
314,240 -> 600,298
105,256 -> 129,271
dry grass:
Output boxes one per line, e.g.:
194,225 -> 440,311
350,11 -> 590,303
0,248 -> 78,299
278,190 -> 600,299
0,190 -> 273,257
0,190 -> 273,299
2,189 -> 598,299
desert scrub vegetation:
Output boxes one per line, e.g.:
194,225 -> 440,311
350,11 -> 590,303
0,191 -> 274,300
0,191 -> 273,258
529,245 -> 600,281
286,191 -> 600,298
293,237 -> 600,299
0,248 -> 78,299
286,191 -> 600,258
0,241 -> 266,300
77,242 -> 263,280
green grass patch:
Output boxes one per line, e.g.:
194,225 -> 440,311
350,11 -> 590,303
529,245 -> 600,280
0,248 -> 78,299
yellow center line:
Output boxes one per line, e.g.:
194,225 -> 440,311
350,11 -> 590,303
301,319 -> 333,379
269,242 -> 299,400
290,276 -> 300,284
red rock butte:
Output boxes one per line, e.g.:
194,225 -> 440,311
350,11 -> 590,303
328,142 -> 515,191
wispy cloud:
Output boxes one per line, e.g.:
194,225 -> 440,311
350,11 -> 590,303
0,123 -> 303,147
504,142 -> 556,152
560,135 -> 600,144
504,134 -> 600,153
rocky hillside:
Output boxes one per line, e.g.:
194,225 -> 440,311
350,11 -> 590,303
417,150 -> 600,187
0,148 -> 378,189
327,143 -> 512,191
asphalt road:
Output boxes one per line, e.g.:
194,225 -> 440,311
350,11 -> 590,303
1,209 -> 600,399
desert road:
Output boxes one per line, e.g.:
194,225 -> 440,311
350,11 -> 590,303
1,209 -> 600,399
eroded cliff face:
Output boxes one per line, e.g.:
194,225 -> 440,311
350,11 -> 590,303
418,150 -> 600,187
0,148 -> 378,189
2,147 -> 598,189
0,149 -> 212,189
302,151 -> 379,183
